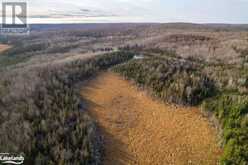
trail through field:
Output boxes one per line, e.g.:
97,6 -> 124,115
81,72 -> 222,165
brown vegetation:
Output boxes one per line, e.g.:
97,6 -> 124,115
0,44 -> 11,53
81,72 -> 222,165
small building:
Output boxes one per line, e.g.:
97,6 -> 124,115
134,54 -> 144,60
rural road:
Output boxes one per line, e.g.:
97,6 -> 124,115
81,72 -> 222,165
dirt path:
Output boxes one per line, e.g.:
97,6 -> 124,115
81,72 -> 222,165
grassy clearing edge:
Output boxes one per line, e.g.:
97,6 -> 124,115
112,56 -> 248,164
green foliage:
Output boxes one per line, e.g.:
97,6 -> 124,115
203,95 -> 248,164
113,56 -> 216,105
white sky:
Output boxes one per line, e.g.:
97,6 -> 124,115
1,0 -> 248,23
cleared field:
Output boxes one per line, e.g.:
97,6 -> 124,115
0,44 -> 11,53
81,72 -> 222,165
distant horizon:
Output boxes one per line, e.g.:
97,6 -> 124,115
1,0 -> 248,24
27,22 -> 248,25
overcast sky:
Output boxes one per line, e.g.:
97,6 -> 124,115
3,0 -> 248,23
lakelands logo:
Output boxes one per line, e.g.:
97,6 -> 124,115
0,153 -> 24,164
1,1 -> 29,35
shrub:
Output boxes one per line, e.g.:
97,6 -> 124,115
203,95 -> 248,165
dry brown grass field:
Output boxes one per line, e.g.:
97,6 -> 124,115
81,72 -> 222,165
0,44 -> 11,53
